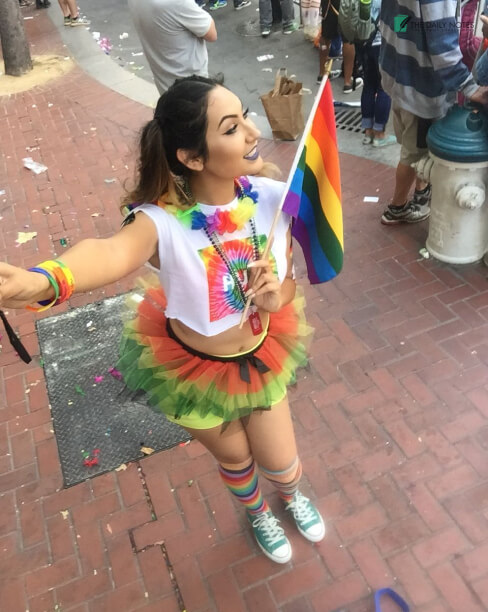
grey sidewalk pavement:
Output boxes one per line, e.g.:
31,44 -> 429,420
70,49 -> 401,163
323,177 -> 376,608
49,0 -> 400,166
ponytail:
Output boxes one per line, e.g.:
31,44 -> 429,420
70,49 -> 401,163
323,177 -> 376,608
121,118 -> 178,211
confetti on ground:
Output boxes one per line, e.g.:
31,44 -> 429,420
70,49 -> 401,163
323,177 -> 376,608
60,238 -> 68,247
363,196 -> 379,203
22,157 -> 48,174
119,32 -> 129,39
94,375 -> 104,383
178,440 -> 191,447
104,178 -> 116,183
114,463 -> 127,471
131,52 -> 143,56
187,479 -> 194,487
16,231 -> 37,245
108,366 -> 123,380
83,448 -> 100,467
60,510 -> 69,519
419,247 -> 430,259
256,54 -> 274,62
98,37 -> 112,54
262,67 -> 272,72
75,385 -> 85,396
140,446 -> 155,455
0,190 -> 5,196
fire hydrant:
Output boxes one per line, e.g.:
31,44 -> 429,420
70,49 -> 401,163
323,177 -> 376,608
414,105 -> 488,264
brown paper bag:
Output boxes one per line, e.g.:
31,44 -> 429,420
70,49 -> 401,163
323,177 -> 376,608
260,69 -> 304,141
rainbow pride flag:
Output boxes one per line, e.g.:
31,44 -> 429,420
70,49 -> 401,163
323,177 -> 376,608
282,79 -> 343,284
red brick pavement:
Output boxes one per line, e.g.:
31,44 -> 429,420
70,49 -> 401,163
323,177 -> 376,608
1,8 -> 488,612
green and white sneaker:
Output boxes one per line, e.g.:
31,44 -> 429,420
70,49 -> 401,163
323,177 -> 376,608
285,491 -> 326,542
247,510 -> 292,564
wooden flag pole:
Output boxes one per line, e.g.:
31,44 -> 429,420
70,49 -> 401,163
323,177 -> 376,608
238,60 -> 333,328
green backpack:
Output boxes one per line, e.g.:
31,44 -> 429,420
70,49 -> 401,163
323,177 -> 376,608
338,0 -> 377,44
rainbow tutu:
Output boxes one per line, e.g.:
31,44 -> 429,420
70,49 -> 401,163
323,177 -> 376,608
117,282 -> 312,426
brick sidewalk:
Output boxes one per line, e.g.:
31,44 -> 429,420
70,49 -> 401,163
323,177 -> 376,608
1,7 -> 488,612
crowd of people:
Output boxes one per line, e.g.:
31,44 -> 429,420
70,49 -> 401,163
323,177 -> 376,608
8,0 -> 488,566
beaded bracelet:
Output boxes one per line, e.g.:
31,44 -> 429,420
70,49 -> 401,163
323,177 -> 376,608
25,267 -> 60,312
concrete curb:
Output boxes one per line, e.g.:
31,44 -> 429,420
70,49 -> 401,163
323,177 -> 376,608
49,13 -> 160,108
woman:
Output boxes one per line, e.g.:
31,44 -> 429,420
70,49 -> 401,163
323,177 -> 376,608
359,0 -> 396,146
0,76 -> 325,564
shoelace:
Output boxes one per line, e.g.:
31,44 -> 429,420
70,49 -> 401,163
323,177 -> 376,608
251,513 -> 285,546
286,493 -> 315,523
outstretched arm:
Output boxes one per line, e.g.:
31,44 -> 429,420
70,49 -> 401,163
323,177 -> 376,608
0,212 -> 158,309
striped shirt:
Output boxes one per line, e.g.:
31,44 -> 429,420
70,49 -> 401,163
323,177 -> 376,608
379,0 -> 478,119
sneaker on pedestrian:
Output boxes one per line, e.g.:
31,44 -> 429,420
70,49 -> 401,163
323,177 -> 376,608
247,510 -> 292,564
70,14 -> 91,26
381,200 -> 430,225
209,0 -> 227,9
316,69 -> 341,84
372,134 -> 397,148
64,15 -> 71,25
261,27 -> 271,37
235,0 -> 251,9
283,22 -> 298,34
362,133 -> 374,144
285,491 -> 326,543
409,183 -> 432,207
343,77 -> 363,94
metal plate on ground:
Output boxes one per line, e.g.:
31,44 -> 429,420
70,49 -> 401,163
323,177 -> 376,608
334,108 -> 363,133
36,295 -> 190,488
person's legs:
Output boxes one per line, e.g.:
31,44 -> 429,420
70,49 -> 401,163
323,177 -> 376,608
318,0 -> 342,80
342,42 -> 363,92
259,0 -> 273,35
342,42 -> 355,86
359,45 -> 377,143
183,418 -> 292,563
381,105 -> 430,224
391,162 -> 417,207
243,398 -> 325,542
57,0 -> 70,16
280,0 -> 297,31
368,45 -> 395,145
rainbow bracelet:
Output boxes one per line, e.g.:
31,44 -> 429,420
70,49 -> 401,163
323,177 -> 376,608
38,260 -> 75,304
26,267 -> 60,312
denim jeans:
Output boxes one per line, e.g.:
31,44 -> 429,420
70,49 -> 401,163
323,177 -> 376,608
259,0 -> 295,29
359,43 -> 392,132
476,49 -> 488,86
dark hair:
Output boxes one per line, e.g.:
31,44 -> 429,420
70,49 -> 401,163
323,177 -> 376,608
122,74 -> 224,210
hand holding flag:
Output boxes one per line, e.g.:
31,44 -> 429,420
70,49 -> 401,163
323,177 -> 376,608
239,68 -> 344,327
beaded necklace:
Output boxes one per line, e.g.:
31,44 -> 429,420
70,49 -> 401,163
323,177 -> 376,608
162,177 -> 264,334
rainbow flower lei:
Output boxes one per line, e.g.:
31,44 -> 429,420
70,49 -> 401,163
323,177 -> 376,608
161,177 -> 258,235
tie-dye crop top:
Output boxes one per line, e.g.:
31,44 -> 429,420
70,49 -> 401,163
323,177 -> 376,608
131,176 -> 291,337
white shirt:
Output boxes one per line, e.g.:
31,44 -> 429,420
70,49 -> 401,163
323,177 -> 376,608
133,176 -> 291,336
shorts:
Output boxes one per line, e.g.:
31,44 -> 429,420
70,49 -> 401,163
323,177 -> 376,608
321,0 -> 340,41
392,105 -> 432,167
